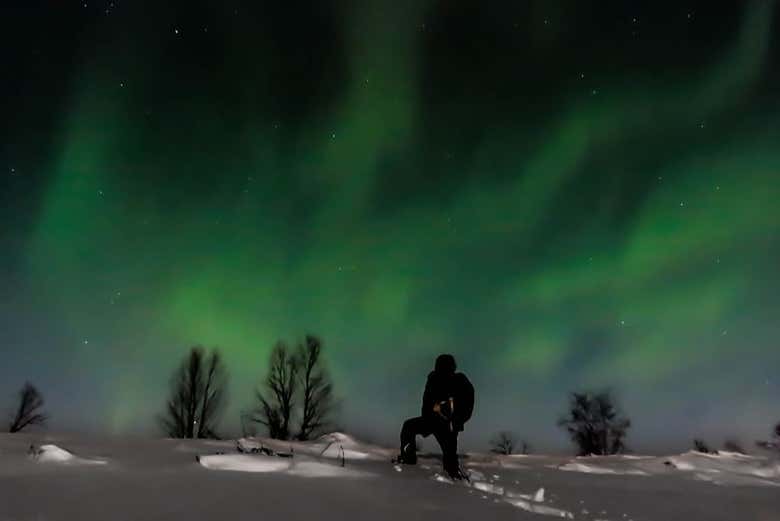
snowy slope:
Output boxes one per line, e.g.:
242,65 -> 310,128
1,432 -> 778,521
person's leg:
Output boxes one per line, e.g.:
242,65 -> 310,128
399,416 -> 431,464
433,429 -> 461,478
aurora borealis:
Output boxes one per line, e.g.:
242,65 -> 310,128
1,1 -> 779,451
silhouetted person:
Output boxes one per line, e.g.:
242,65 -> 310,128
397,354 -> 474,479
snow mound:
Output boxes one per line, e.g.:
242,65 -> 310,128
506,487 -> 545,502
433,473 -> 454,484
287,461 -> 372,478
35,444 -> 106,466
232,432 -> 389,462
438,469 -> 563,518
473,481 -> 504,495
642,451 -> 780,486
475,461 -> 529,470
319,432 -> 357,444
505,498 -> 573,519
558,462 -> 648,476
198,453 -> 374,478
198,454 -> 291,473
315,432 -> 382,460
466,469 -> 486,481
37,445 -> 74,462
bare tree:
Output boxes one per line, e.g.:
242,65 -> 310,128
558,390 -> 631,455
159,347 -> 227,439
490,431 -> 515,455
8,382 -> 48,433
253,341 -> 298,440
296,335 -> 334,440
196,350 -> 227,438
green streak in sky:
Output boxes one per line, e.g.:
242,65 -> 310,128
24,1 -> 779,435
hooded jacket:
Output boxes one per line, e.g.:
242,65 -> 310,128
421,369 -> 475,432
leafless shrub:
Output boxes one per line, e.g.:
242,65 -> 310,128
558,390 -> 631,455
693,438 -> 717,454
8,382 -> 47,433
490,431 -> 515,455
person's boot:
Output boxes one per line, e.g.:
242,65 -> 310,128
396,443 -> 417,465
443,457 -> 465,480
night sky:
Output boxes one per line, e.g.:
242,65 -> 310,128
1,1 -> 779,452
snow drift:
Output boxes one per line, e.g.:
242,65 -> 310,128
199,451 -> 374,478
33,444 -> 106,466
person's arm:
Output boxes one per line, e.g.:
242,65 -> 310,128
453,374 -> 474,428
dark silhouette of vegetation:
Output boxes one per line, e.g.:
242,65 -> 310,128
490,431 -> 515,455
519,440 -> 531,455
295,335 -> 334,440
558,391 -> 631,455
693,438 -> 717,454
253,341 -> 299,440
252,335 -> 336,440
160,347 -> 227,439
240,410 -> 257,437
723,439 -> 745,454
8,382 -> 48,433
755,421 -> 780,452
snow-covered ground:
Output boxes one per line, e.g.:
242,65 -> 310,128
1,432 -> 778,521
